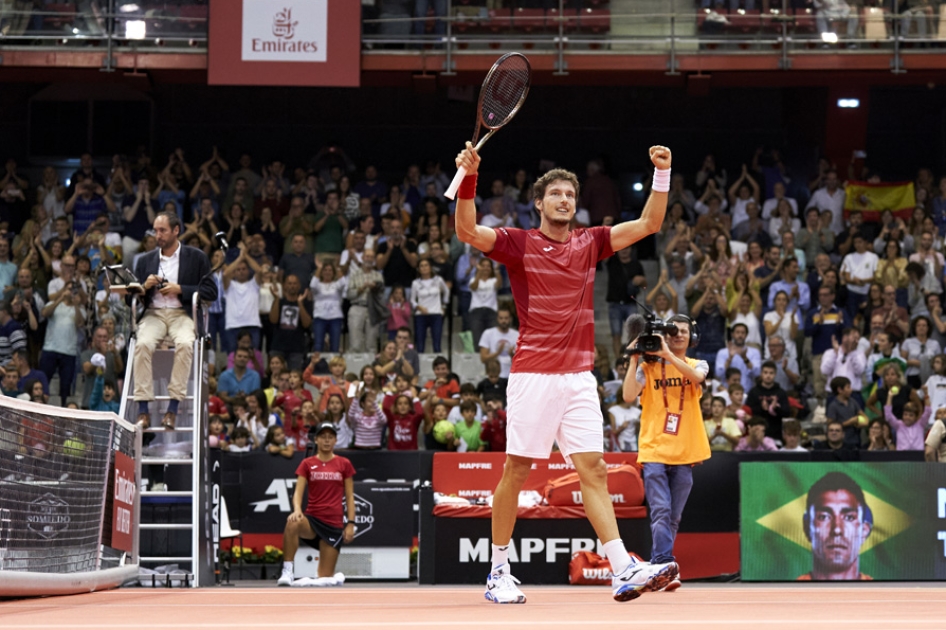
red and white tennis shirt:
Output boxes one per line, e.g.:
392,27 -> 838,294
486,226 -> 613,374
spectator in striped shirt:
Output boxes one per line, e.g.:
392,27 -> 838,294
0,299 -> 27,366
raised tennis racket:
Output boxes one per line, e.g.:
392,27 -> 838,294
444,52 -> 531,200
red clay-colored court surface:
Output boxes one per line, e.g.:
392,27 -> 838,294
3,584 -> 946,629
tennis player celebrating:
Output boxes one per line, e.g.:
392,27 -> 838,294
277,422 -> 356,587
454,142 -> 673,603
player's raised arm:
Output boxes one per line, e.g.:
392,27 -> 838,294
454,142 -> 497,254
610,146 -> 672,252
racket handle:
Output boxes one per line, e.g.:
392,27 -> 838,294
444,166 -> 468,201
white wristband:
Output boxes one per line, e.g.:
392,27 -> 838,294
653,168 -> 671,193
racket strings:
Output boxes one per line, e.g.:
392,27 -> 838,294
480,57 -> 530,130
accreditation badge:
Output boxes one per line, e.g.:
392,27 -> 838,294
663,412 -> 681,435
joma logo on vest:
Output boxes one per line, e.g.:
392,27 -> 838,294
653,377 -> 690,390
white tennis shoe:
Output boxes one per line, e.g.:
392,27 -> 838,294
484,565 -> 526,604
611,557 -> 651,602
276,568 -> 293,586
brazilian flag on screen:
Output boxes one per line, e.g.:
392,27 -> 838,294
740,462 -> 946,581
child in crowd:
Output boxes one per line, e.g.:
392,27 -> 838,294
735,417 -> 778,452
274,370 -> 313,419
425,400 -> 452,451
478,394 -> 507,452
864,418 -> 893,451
382,393 -> 426,450
264,425 -> 295,458
229,426 -> 253,452
779,419 -> 807,452
347,389 -> 386,450
884,389 -> 931,451
208,415 -> 228,449
451,400 -> 483,452
387,285 -> 412,340
447,383 -> 483,423
208,375 -> 229,424
922,354 -> 946,421
724,383 -> 748,432
304,354 -> 351,413
826,376 -> 864,448
704,395 -> 742,452
88,353 -> 120,413
608,390 -> 641,453
318,396 -> 351,449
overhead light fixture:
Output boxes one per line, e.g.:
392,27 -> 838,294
72,27 -> 79,34
821,32 -> 838,43
119,3 -> 141,12
125,20 -> 146,39
837,98 -> 860,108
632,183 -> 644,192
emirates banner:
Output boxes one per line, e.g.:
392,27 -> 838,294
209,0 -> 361,87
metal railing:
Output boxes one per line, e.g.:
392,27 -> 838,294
1,1 -> 944,73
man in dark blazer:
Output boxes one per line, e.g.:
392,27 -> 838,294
133,211 -> 217,430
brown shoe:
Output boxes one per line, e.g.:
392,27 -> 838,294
161,411 -> 176,430
136,413 -> 151,430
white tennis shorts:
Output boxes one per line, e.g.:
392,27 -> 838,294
505,371 -> 604,459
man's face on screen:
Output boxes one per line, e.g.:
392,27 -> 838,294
808,489 -> 871,576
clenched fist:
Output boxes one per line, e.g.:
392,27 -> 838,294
649,146 -> 672,170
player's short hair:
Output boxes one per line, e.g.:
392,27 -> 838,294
711,396 -> 726,407
782,419 -> 801,436
460,400 -> 477,413
459,383 -> 476,395
328,356 -> 346,369
761,360 -> 777,373
724,367 -> 742,380
533,168 -> 580,201
729,383 -> 744,394
432,356 -> 450,369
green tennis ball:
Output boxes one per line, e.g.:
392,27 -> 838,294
432,420 -> 455,444
63,438 -> 87,458
890,386 -> 900,396
857,414 -> 869,427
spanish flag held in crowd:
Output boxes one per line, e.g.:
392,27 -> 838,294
843,180 -> 916,221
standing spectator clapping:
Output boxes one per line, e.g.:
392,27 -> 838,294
468,257 -> 501,349
411,259 -> 450,353
310,261 -> 348,353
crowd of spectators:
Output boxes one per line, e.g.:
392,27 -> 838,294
0,139 -> 944,462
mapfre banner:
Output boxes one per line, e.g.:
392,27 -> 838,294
208,0 -> 360,87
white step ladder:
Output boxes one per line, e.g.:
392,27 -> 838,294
120,294 -> 217,587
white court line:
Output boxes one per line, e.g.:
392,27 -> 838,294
3,621 -> 946,629
3,598 -> 943,609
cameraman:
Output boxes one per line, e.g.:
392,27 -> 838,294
622,315 -> 711,586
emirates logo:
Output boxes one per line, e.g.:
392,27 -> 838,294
272,7 -> 298,40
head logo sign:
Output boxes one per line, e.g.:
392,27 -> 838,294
209,0 -> 361,87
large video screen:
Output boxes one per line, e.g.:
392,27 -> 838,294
740,462 -> 946,581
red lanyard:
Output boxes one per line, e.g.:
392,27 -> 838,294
661,360 -> 687,414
